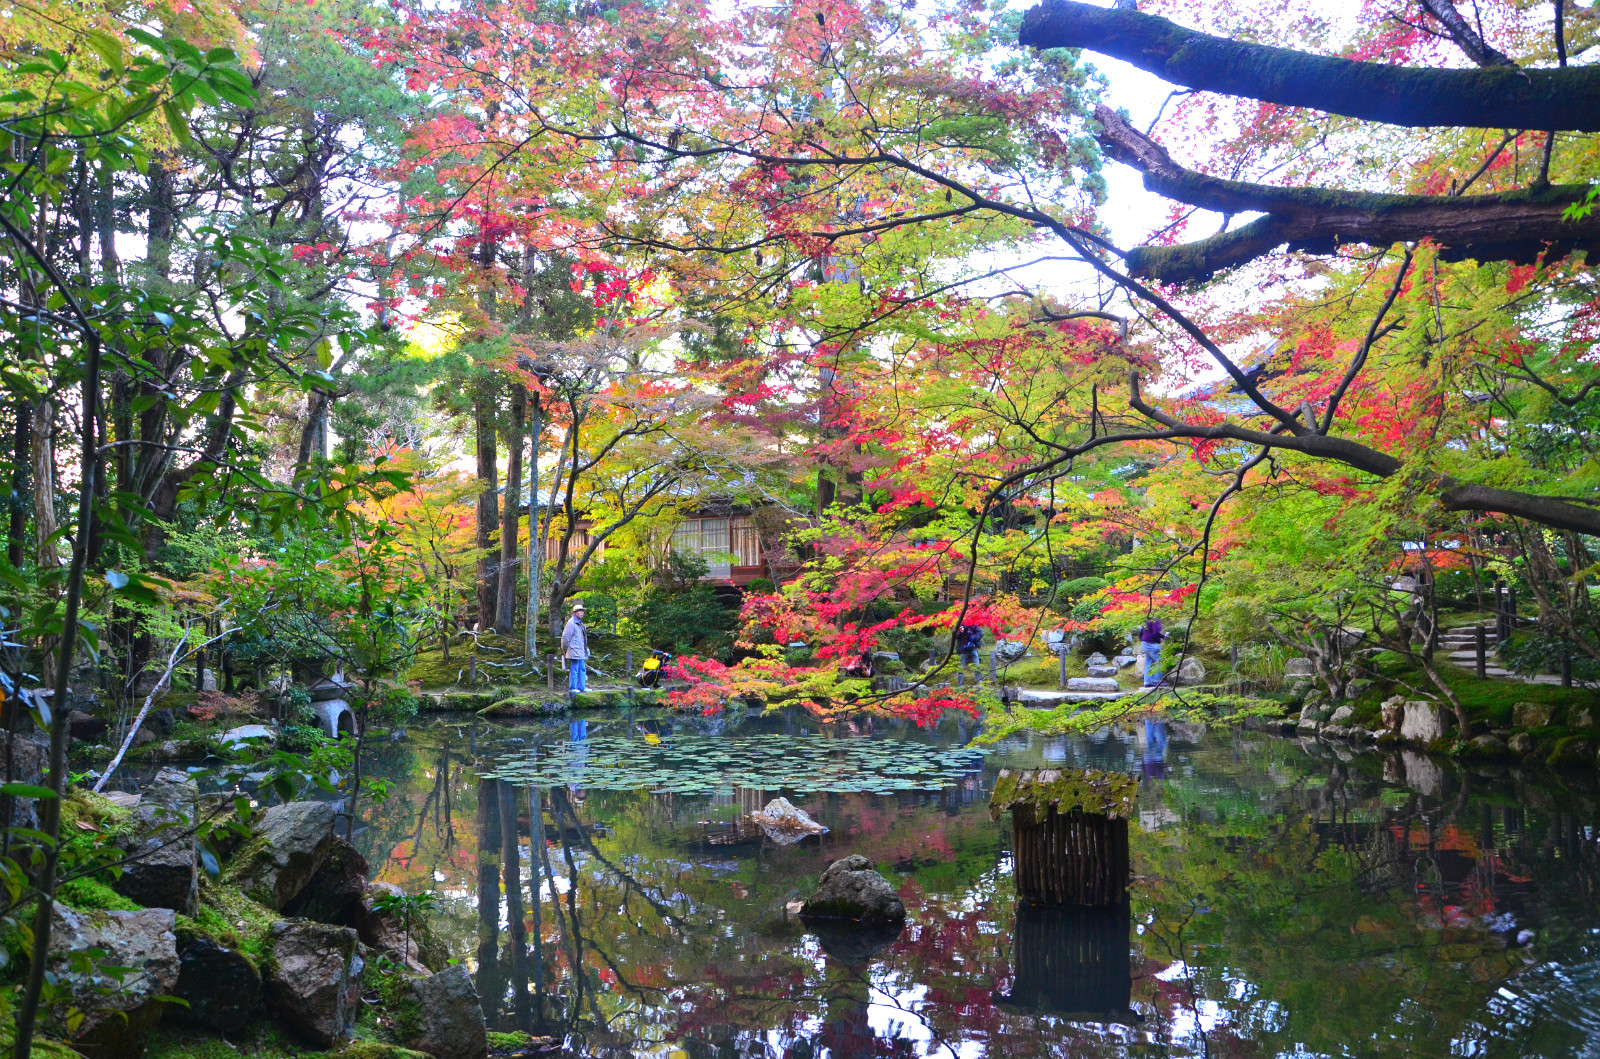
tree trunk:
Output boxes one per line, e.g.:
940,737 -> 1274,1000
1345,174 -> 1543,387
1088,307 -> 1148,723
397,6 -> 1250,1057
525,395 -> 542,660
474,395 -> 500,631
496,387 -> 525,635
1018,0 -> 1600,131
8,397 -> 29,569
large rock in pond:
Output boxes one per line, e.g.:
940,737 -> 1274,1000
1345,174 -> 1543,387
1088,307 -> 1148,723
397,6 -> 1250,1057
48,905 -> 180,1059
406,965 -> 488,1059
284,836 -> 369,925
227,800 -> 336,909
800,855 -> 906,924
264,919 -> 364,1047
174,936 -> 261,1031
356,882 -> 447,973
114,768 -> 198,914
748,797 -> 828,846
1400,701 -> 1452,746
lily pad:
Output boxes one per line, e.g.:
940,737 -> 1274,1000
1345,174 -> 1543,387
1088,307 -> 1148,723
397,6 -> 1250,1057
480,733 -> 986,795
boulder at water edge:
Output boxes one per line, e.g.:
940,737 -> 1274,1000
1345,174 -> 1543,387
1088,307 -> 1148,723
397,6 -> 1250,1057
801,854 -> 906,924
48,905 -> 180,1059
1400,701 -> 1451,746
264,919 -> 364,1046
285,836 -> 370,925
174,936 -> 261,1030
1174,657 -> 1207,686
226,800 -> 336,909
407,965 -> 489,1059
114,767 -> 198,914
357,881 -> 446,973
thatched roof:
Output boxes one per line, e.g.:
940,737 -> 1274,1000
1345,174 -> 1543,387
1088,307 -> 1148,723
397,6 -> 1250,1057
988,768 -> 1138,821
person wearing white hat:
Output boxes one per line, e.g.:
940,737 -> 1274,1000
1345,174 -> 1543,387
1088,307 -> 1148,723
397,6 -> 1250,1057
562,602 -> 590,695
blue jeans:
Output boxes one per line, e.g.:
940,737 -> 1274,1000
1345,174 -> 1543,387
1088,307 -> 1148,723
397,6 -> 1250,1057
568,658 -> 587,694
1142,642 -> 1164,686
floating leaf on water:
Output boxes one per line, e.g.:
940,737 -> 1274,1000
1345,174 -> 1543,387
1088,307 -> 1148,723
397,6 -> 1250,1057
478,733 -> 986,796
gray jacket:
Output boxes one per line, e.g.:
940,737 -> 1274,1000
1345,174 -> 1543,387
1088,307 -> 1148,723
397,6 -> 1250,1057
561,615 -> 588,660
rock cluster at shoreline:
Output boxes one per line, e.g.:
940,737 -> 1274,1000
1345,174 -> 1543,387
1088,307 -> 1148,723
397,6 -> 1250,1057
13,768 -> 482,1059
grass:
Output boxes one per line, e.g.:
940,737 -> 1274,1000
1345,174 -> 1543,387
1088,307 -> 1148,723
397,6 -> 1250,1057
1357,652 -> 1599,728
145,1027 -> 428,1059
407,624 -> 653,690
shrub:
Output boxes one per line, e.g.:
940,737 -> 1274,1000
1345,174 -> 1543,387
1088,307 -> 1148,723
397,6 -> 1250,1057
371,686 -> 420,726
744,577 -> 776,595
634,583 -> 736,656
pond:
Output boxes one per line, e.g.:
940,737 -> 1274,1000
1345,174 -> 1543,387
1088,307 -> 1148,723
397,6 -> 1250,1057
349,708 -> 1600,1058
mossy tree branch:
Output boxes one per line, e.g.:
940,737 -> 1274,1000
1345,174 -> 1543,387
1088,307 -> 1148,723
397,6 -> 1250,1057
1093,105 -> 1600,282
1019,0 -> 1600,131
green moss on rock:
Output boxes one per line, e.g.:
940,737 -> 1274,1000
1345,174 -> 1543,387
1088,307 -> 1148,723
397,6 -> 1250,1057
482,694 -> 566,717
196,879 -> 280,957
487,1031 -> 534,1050
1547,735 -> 1597,769
59,875 -> 143,912
339,1042 -> 432,1059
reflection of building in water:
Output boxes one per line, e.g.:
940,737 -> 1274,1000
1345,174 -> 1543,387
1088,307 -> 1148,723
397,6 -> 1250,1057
995,903 -> 1137,1024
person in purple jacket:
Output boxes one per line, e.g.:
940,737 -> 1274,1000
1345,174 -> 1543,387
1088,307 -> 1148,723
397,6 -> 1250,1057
1140,618 -> 1166,687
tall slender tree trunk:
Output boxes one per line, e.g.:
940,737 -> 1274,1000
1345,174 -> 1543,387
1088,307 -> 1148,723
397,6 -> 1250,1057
8,398 -> 29,569
525,395 -> 542,660
496,387 -> 525,634
474,395 -> 500,630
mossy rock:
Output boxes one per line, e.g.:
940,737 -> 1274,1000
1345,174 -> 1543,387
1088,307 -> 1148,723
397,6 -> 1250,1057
363,963 -> 426,1043
483,694 -> 566,717
59,875 -> 143,912
0,1030 -> 82,1059
1547,735 -> 1597,769
434,690 -> 502,712
569,691 -> 616,710
487,1031 -> 535,1051
339,1043 -> 432,1059
61,787 -> 133,833
193,879 -> 281,957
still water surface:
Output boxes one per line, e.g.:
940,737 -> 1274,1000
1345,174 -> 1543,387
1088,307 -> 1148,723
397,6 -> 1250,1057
351,708 -> 1600,1058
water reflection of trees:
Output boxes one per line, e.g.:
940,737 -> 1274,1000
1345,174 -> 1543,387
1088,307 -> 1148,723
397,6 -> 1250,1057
355,717 -> 1600,1059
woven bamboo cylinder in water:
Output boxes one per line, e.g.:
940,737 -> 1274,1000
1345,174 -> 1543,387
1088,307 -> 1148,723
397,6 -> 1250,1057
990,768 -> 1136,908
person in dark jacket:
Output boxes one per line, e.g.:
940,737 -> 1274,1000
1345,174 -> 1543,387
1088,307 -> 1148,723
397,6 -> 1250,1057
1140,618 -> 1166,687
955,624 -> 983,668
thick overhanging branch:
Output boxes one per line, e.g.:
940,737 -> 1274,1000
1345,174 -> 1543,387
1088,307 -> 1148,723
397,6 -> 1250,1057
1125,372 -> 1600,535
1019,1 -> 1600,131
1094,106 -> 1599,282
1416,0 -> 1515,67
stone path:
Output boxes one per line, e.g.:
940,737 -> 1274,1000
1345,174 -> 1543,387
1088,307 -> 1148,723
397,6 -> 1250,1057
1439,624 -> 1578,687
